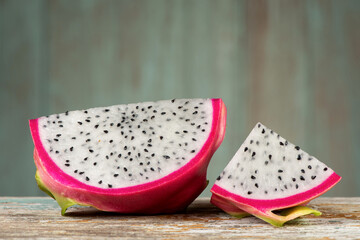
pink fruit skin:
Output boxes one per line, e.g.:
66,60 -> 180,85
30,99 -> 227,214
211,172 -> 341,215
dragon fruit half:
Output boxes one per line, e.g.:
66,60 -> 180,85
211,122 -> 341,227
30,98 -> 226,215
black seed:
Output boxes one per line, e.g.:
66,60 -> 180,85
74,170 -> 78,173
284,185 -> 288,189
108,184 -> 112,188
59,125 -> 63,127
216,176 -> 221,180
193,111 -> 198,114
183,130 -> 188,133
244,147 -> 248,152
65,111 -> 69,115
98,180 -> 102,184
163,155 -> 170,159
84,157 -> 88,161
142,130 -> 146,134
311,176 -> 316,180
262,128 -> 265,134
161,112 -> 166,115
94,124 -> 99,128
255,170 -> 258,174
265,191 -> 268,194
296,184 -> 299,189
297,154 -> 302,160
128,152 -> 131,156
278,169 -> 283,173
265,161 -> 269,165
292,178 -> 296,182
248,191 -> 252,195
280,141 -> 284,146
308,157 -> 313,161
150,167 -> 155,171
300,176 -> 305,181
55,151 -> 59,154
137,153 -> 141,157
86,177 -> 90,181
285,141 -> 288,145
93,162 -> 97,166
89,149 -> 94,153
144,148 -> 148,152
324,167 -> 328,171
255,183 -> 259,188
106,155 -> 109,159
151,153 -> 155,157
250,140 -> 253,144
103,130 -> 108,134
72,137 -> 76,140
275,188 -> 278,191
123,167 -> 128,172
257,123 -> 261,128
252,152 -> 256,157
65,160 -> 70,163
78,121 -> 82,125
191,150 -> 195,153
308,165 -> 312,169
56,134 -> 61,137
251,175 -> 256,180
65,164 -> 70,167
79,172 -> 84,175
301,169 -> 305,173
54,138 -> 59,142
86,139 -> 91,142
295,146 -> 300,150
147,144 -> 152,147
278,176 -> 282,181
70,147 -> 74,151
124,146 -> 128,150
269,154 -> 272,160
85,119 -> 90,123
202,129 -> 205,132
192,138 -> 197,141
256,141 -> 259,145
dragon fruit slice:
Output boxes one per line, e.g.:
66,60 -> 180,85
211,122 -> 341,227
30,98 -> 226,215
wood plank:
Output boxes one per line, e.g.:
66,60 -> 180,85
0,197 -> 359,239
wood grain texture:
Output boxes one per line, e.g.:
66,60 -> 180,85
0,0 -> 359,197
0,197 -> 359,239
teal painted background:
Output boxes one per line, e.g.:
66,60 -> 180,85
1,0 -> 359,197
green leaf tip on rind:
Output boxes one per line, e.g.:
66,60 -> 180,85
35,171 -> 78,216
255,206 -> 322,227
35,171 -> 55,199
55,195 -> 78,216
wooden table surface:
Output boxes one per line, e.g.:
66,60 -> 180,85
0,197 -> 359,239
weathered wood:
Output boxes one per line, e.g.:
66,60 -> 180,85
1,0 -> 360,198
0,197 -> 359,239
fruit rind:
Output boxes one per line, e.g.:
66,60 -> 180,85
31,99 -> 227,214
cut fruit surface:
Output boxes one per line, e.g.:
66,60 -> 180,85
211,122 -> 341,226
30,98 -> 227,215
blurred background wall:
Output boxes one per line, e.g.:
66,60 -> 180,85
1,0 -> 359,197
